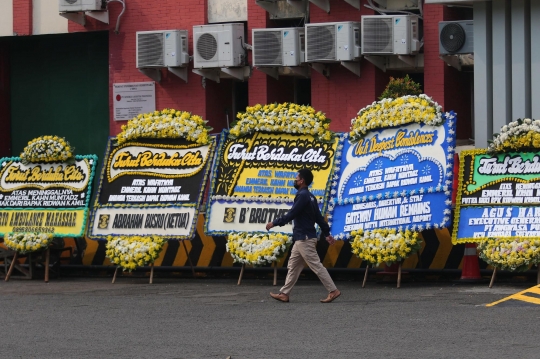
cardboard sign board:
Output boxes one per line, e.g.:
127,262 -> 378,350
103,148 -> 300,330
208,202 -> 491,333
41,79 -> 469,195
0,155 -> 97,237
454,150 -> 540,243
329,116 -> 457,238
88,137 -> 216,240
204,131 -> 339,235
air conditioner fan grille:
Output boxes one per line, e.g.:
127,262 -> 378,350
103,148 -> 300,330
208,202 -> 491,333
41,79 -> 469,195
306,25 -> 335,61
137,33 -> 164,67
363,18 -> 393,53
254,31 -> 282,66
440,23 -> 466,53
197,33 -> 218,61
65,0 -> 78,4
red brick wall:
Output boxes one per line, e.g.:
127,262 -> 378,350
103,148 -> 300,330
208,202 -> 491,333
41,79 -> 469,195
423,4 -> 445,108
69,0 -> 208,136
59,0 -> 463,137
13,0 -> 32,36
247,0 -> 268,106
309,0 -> 379,132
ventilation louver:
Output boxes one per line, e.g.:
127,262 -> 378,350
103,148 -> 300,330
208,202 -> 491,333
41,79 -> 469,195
362,17 -> 393,53
254,31 -> 282,66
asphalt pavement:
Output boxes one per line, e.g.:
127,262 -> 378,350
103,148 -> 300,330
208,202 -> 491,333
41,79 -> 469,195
0,275 -> 539,359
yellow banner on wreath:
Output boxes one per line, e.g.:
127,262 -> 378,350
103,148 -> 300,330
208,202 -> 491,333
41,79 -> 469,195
0,209 -> 87,236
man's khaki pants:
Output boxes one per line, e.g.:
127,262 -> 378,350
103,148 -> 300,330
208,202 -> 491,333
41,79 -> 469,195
279,238 -> 337,295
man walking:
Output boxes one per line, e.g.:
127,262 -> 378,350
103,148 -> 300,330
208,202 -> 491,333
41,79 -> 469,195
266,169 -> 341,303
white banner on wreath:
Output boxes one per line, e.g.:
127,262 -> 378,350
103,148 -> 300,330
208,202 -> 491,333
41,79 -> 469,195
91,206 -> 197,237
207,200 -> 294,233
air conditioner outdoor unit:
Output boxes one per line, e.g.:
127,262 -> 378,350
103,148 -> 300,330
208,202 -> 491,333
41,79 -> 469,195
305,21 -> 361,62
361,15 -> 421,55
136,30 -> 189,68
252,28 -> 305,67
193,23 -> 245,69
439,20 -> 474,55
59,0 -> 103,12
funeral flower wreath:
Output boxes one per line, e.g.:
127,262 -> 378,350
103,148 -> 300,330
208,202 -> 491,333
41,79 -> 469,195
226,232 -> 292,266
478,238 -> 540,272
4,232 -> 54,254
476,117 -> 540,271
105,236 -> 165,272
349,229 -> 422,266
116,109 -> 213,145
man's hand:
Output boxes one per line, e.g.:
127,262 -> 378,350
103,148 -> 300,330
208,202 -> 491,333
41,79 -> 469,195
266,222 -> 274,231
326,235 -> 336,245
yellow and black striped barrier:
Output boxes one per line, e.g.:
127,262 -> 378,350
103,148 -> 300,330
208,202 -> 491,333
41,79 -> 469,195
56,214 -> 467,270
487,285 -> 540,307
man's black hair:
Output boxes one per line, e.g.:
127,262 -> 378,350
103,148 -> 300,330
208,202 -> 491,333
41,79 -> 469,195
297,169 -> 314,186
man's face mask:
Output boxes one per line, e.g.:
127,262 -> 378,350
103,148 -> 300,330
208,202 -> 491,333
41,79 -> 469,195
293,177 -> 302,190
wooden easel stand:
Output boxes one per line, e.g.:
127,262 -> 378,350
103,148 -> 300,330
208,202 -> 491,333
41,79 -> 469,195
237,262 -> 278,286
5,249 -> 49,282
112,262 -> 155,284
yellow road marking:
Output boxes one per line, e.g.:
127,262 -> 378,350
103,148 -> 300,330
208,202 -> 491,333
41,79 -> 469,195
486,284 -> 540,307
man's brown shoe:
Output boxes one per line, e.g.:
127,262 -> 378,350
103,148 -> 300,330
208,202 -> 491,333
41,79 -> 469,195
270,292 -> 289,302
320,289 -> 341,303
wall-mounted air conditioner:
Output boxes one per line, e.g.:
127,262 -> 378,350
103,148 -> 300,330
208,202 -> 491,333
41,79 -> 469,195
439,20 -> 474,55
193,23 -> 245,69
59,0 -> 103,12
136,30 -> 189,68
361,15 -> 421,55
252,28 -> 305,67
305,21 -> 361,62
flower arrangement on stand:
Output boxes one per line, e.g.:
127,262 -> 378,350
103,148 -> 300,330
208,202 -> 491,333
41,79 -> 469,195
226,232 -> 292,285
478,238 -> 540,272
105,236 -> 165,272
479,238 -> 540,288
350,229 -> 422,266
227,232 -> 292,266
4,232 -> 54,254
116,108 -> 213,145
105,236 -> 165,284
230,102 -> 334,142
350,229 -> 423,288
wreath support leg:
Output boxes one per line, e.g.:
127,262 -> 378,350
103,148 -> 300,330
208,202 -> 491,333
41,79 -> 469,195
5,252 -> 18,282
397,262 -> 402,288
149,262 -> 154,284
237,264 -> 245,286
112,266 -> 119,284
44,248 -> 50,283
182,240 -> 195,277
537,265 -> 540,285
489,267 -> 497,288
362,264 -> 369,288
273,262 -> 277,286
